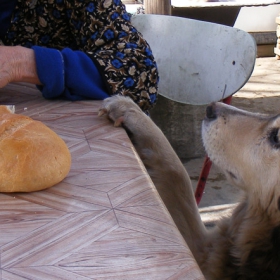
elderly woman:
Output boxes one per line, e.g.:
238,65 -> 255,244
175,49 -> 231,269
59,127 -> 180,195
0,0 -> 159,112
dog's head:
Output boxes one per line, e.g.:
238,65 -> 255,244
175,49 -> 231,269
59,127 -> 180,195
202,102 -> 280,207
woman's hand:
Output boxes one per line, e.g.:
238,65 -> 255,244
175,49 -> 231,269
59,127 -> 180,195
0,46 -> 41,88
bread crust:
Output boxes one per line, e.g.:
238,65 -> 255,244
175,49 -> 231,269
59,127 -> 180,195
0,106 -> 71,192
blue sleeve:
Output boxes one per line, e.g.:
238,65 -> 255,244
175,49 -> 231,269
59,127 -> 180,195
32,46 -> 110,101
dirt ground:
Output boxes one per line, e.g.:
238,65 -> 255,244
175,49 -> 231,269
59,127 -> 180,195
183,56 -> 280,225
232,57 -> 280,114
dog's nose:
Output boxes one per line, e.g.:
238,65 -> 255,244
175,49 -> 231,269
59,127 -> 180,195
206,103 -> 217,120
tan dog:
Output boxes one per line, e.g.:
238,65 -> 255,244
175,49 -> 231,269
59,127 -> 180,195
99,96 -> 280,280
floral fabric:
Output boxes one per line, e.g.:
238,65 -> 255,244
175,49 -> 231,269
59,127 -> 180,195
3,0 -> 159,111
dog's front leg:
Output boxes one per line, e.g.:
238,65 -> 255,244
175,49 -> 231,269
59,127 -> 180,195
99,96 -> 207,263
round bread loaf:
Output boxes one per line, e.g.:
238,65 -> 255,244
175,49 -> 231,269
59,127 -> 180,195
0,106 -> 71,192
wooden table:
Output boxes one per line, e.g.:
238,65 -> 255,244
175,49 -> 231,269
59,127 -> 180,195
0,83 -> 204,279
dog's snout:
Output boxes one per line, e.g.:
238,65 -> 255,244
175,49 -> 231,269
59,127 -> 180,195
206,103 -> 217,120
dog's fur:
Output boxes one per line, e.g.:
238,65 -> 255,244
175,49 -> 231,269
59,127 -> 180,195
100,96 -> 280,280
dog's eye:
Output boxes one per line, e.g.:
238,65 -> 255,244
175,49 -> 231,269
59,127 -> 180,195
269,128 -> 280,148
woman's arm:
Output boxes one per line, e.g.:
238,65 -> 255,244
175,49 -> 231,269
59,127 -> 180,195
0,46 -> 41,88
0,45 -> 110,100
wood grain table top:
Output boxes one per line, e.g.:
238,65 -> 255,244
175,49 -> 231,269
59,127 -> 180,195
0,83 -> 204,280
